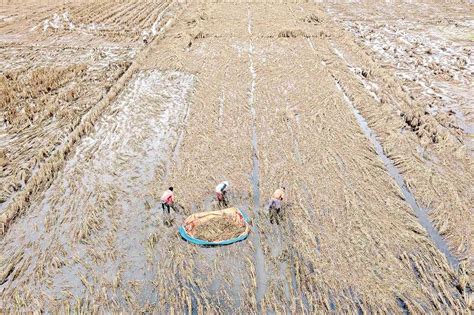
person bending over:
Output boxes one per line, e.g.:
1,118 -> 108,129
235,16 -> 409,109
161,187 -> 175,214
215,181 -> 229,208
269,187 -> 285,224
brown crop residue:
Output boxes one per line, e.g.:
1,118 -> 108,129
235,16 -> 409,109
0,0 -> 472,313
0,63 -> 130,208
323,0 -> 473,271
190,215 -> 247,242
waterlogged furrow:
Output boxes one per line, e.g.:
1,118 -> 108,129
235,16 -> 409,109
328,52 -> 459,268
246,6 -> 267,308
318,32 -> 462,268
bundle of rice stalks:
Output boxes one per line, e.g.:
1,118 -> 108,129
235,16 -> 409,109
190,214 -> 247,242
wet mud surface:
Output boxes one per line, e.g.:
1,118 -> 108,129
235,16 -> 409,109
326,2 -> 473,149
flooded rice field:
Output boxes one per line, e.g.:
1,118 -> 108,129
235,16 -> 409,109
0,0 -> 472,312
326,1 -> 474,149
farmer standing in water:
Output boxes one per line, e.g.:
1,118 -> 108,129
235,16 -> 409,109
269,187 -> 285,224
161,186 -> 175,214
215,181 -> 229,208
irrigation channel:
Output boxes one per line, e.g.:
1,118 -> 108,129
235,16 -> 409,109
247,6 -> 267,309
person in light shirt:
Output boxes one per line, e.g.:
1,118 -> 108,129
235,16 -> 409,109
215,181 -> 229,208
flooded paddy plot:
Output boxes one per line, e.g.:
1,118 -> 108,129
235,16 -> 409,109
0,70 -> 194,311
143,5 -> 258,312
0,0 -> 472,313
249,6 -> 466,309
0,56 -> 131,213
0,0 -> 185,233
323,0 -> 474,271
325,1 -> 474,148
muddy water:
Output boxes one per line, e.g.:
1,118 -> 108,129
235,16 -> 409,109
0,70 -> 194,306
247,6 -> 267,307
331,76 -> 459,269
